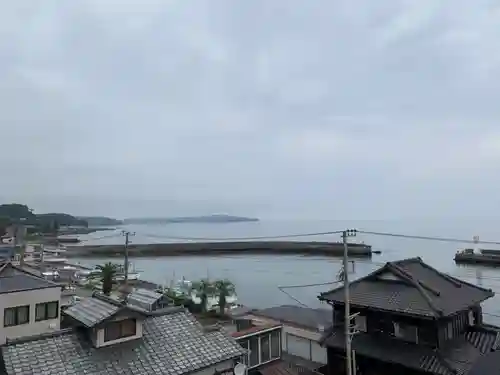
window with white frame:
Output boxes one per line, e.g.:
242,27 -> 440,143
270,329 -> 280,359
35,301 -> 59,321
394,322 -> 418,343
4,305 -> 30,327
355,315 -> 367,332
248,336 -> 259,367
260,335 -> 271,363
238,329 -> 282,369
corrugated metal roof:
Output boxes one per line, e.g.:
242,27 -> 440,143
253,305 -> 331,331
127,288 -> 163,310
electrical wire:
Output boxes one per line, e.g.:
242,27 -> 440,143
278,281 -> 342,289
357,230 -> 500,246
78,232 -> 123,243
135,230 -> 345,241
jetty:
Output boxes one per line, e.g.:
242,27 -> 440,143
65,241 -> 376,258
454,248 -> 500,266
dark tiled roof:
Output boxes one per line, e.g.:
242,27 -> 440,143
318,257 -> 494,317
322,325 -> 500,375
1,308 -> 246,375
253,305 -> 332,330
0,263 -> 60,294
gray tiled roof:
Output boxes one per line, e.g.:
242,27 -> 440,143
322,324 -> 500,375
63,296 -> 121,327
319,257 -> 495,317
253,305 -> 331,330
1,308 -> 246,375
127,288 -> 164,310
0,263 -> 60,294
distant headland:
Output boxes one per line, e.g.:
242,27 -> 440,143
123,214 -> 260,225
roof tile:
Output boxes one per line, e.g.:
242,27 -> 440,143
319,257 -> 494,317
2,309 -> 246,375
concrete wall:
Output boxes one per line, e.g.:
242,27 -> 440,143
0,287 -> 61,345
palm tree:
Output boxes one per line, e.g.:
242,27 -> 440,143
93,262 -> 118,295
192,279 -> 214,313
214,279 -> 236,315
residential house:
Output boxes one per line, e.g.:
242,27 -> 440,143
318,257 -> 500,375
0,262 -> 61,345
229,305 -> 331,374
1,292 -> 247,374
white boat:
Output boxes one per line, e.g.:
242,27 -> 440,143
170,278 -> 238,311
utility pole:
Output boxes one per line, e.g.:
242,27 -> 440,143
342,229 -> 357,375
122,231 -> 135,287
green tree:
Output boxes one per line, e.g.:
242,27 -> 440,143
93,262 -> 119,295
214,279 -> 236,315
192,279 -> 214,313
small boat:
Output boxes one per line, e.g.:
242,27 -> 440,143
169,278 -> 239,311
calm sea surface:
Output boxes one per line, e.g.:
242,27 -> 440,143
72,219 -> 500,324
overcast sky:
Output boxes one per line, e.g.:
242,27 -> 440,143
1,1 -> 499,219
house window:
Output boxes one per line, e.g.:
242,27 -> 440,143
260,334 -> 271,363
4,305 -> 30,327
104,319 -> 137,342
355,315 -> 367,332
35,301 -> 59,321
248,336 -> 259,367
447,322 -> 453,340
270,329 -> 281,359
468,310 -> 475,326
238,339 -> 249,366
394,323 -> 418,343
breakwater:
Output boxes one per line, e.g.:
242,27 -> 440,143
66,241 -> 376,258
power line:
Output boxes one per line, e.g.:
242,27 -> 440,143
78,232 -> 123,243
277,287 -> 309,307
278,281 -> 342,289
136,230 -> 345,241
357,230 -> 500,246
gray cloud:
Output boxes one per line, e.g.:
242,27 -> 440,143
1,1 -> 499,219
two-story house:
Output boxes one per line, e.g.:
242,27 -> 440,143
0,262 -> 61,345
1,292 -> 247,374
318,257 -> 500,375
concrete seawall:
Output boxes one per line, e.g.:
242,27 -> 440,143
66,241 -> 375,258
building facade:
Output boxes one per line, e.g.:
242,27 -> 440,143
318,257 -> 500,375
0,263 -> 61,345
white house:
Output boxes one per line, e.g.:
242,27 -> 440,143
0,262 -> 62,345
